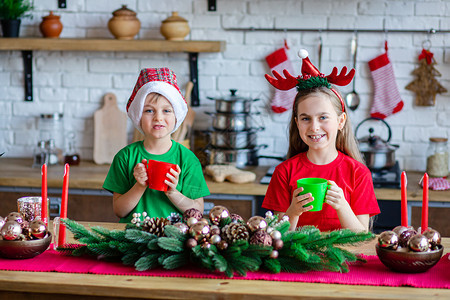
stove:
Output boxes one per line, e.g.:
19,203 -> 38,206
370,161 -> 401,189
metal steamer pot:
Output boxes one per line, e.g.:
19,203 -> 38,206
205,111 -> 260,131
355,117 -> 399,170
207,89 -> 259,113
208,127 -> 263,149
207,145 -> 268,168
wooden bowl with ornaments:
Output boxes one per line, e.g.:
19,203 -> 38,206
0,215 -> 51,259
376,227 -> 444,273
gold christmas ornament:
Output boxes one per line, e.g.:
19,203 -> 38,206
29,219 -> 47,239
189,222 -> 210,241
208,205 -> 230,225
247,216 -> 267,232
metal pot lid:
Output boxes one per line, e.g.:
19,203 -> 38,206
359,128 -> 398,152
208,89 -> 256,102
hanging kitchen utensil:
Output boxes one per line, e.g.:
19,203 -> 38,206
318,35 -> 323,70
93,93 -> 128,164
345,34 -> 360,111
355,117 -> 399,170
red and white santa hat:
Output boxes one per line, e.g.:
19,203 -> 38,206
126,68 -> 188,134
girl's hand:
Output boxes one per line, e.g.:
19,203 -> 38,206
325,180 -> 350,211
165,164 -> 181,193
133,159 -> 148,187
286,187 -> 314,217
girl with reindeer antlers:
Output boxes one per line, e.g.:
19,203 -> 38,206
262,49 -> 380,232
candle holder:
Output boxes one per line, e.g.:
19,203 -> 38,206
17,197 -> 42,222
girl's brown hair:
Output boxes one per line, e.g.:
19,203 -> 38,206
286,86 -> 364,164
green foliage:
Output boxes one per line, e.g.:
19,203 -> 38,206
59,219 -> 375,278
296,76 -> 331,91
0,0 -> 33,20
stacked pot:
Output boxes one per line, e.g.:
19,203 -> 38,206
205,89 -> 265,168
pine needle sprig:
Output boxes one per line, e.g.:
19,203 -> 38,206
164,225 -> 188,241
135,253 -> 160,271
62,219 -> 101,243
157,237 -> 184,252
125,229 -> 157,244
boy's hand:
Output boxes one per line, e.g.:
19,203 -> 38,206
286,187 -> 314,217
165,165 -> 181,193
133,159 -> 148,187
325,180 -> 350,211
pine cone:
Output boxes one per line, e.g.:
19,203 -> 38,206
143,217 -> 170,237
221,223 -> 249,244
249,230 -> 272,246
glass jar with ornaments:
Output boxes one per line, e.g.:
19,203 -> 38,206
426,137 -> 448,177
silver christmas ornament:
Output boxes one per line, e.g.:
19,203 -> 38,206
270,230 -> 282,240
408,234 -> 430,252
210,234 -> 221,244
270,250 -> 279,259
378,231 -> 399,250
422,228 -> 441,249
6,212 -> 24,225
187,217 -> 198,227
1,220 -> 22,240
173,222 -> 189,234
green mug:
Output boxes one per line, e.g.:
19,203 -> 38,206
296,178 -> 331,211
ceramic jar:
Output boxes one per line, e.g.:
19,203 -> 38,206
107,5 -> 140,40
160,12 -> 190,41
39,11 -> 63,38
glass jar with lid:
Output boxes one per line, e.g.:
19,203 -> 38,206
426,137 -> 449,177
38,113 -> 64,162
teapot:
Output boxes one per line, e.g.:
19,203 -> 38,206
355,117 -> 399,170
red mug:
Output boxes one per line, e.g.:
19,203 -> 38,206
146,160 -> 177,192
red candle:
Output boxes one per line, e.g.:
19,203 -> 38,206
400,171 -> 408,227
421,173 -> 429,233
41,164 -> 48,227
58,163 -> 70,247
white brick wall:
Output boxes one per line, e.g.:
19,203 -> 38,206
0,0 -> 449,172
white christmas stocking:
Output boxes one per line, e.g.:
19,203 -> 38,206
368,42 -> 404,119
265,47 -> 297,113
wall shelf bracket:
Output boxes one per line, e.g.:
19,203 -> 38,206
188,52 -> 199,106
21,50 -> 33,102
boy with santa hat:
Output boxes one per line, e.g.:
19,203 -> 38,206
103,68 -> 209,223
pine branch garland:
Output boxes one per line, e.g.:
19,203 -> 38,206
59,216 -> 375,278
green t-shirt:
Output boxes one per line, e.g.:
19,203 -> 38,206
103,141 -> 210,223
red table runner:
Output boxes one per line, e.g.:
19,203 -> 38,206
0,248 -> 449,289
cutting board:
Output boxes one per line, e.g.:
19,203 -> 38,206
93,93 -> 127,164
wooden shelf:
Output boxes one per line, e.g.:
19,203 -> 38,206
0,38 -> 226,104
0,38 -> 225,52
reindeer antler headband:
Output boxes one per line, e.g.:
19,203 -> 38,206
265,49 -> 355,112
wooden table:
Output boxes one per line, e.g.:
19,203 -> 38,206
0,222 -> 448,300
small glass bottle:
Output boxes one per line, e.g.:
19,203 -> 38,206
32,140 -> 48,168
64,132 -> 80,165
426,137 -> 449,177
46,139 -> 59,165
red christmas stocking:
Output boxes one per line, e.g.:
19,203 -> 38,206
368,42 -> 404,119
265,47 -> 297,113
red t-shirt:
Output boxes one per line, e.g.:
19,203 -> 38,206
262,152 -> 380,231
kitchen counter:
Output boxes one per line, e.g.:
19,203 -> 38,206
0,221 -> 448,300
0,158 -> 448,202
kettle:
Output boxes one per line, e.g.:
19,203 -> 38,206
355,117 -> 399,170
